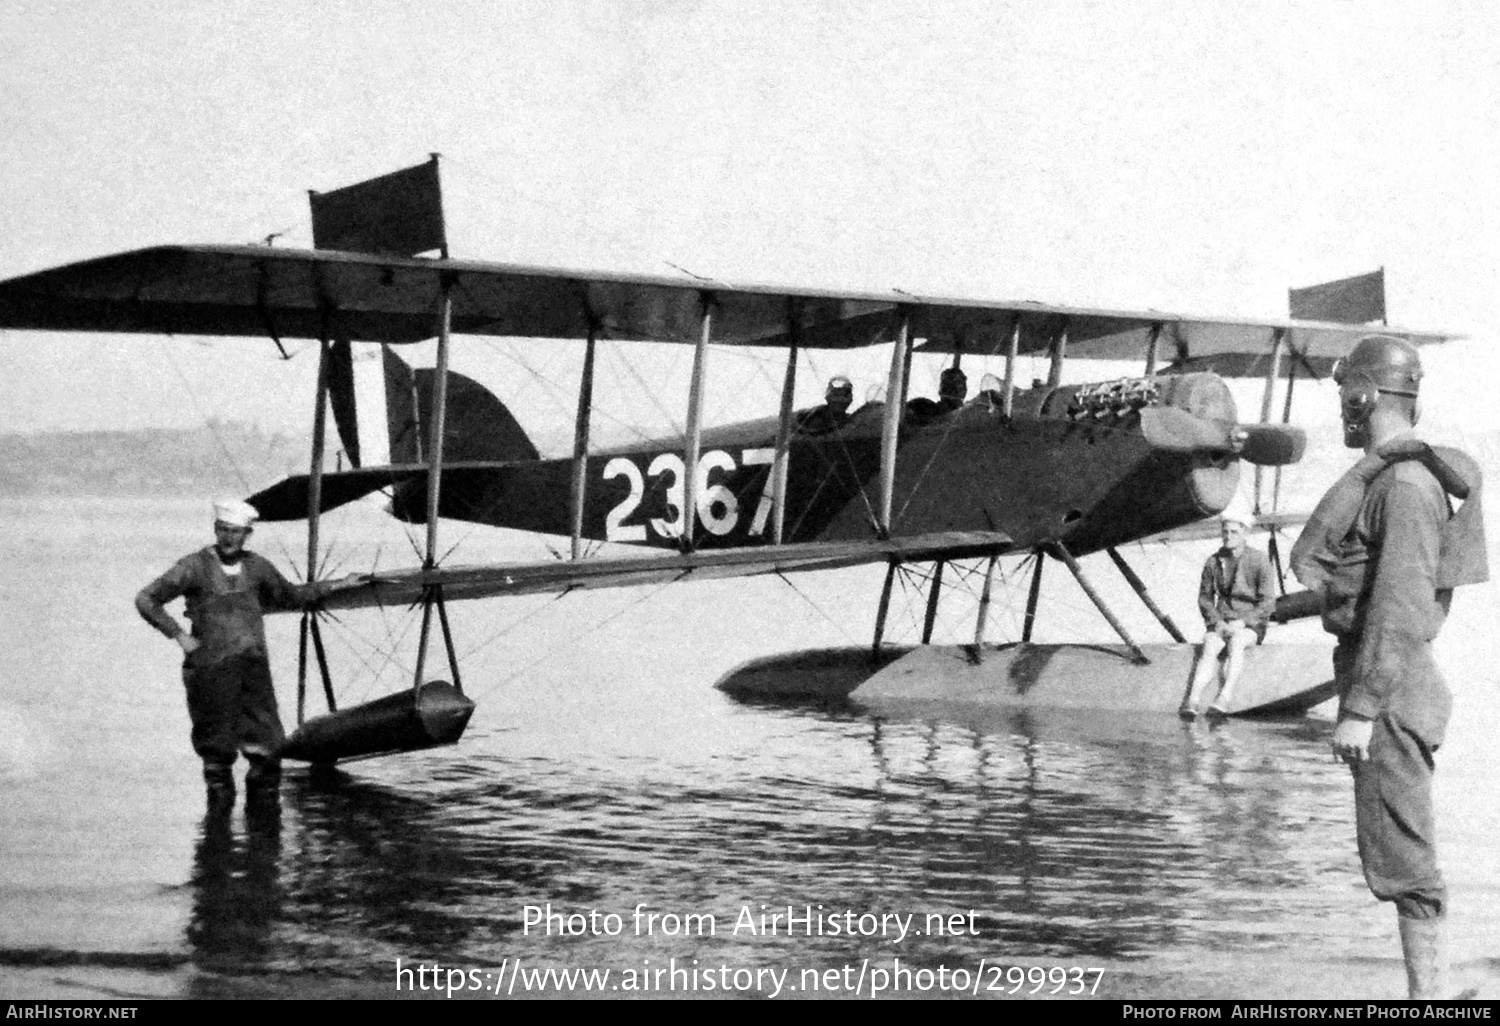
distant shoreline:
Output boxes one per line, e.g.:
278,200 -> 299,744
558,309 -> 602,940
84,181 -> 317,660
0,422 -> 312,497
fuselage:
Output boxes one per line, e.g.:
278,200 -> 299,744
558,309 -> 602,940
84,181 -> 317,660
391,372 -> 1243,557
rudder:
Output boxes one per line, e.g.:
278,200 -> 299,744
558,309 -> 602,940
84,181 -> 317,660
382,345 -> 540,464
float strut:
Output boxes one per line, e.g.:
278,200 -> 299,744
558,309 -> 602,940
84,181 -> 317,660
297,612 -> 309,725
308,612 -> 336,711
872,561 -> 899,661
970,554 -> 999,664
1054,543 -> 1149,664
921,560 -> 946,644
413,588 -> 436,689
1021,551 -> 1044,642
434,586 -> 463,693
1106,547 -> 1186,642
1267,530 -> 1287,595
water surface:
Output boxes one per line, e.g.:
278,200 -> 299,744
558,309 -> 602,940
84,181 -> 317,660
2,495 -> 1497,1000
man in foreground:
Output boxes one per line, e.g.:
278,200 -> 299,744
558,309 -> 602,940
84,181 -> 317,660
136,500 -> 316,805
1293,335 -> 1485,999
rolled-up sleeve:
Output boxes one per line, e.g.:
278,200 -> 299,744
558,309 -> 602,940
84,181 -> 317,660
254,556 -> 318,612
135,556 -> 197,639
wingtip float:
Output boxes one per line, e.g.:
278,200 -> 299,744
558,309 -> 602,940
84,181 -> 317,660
278,681 -> 475,765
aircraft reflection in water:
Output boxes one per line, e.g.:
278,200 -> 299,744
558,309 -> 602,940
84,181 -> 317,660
172,710 -> 1357,988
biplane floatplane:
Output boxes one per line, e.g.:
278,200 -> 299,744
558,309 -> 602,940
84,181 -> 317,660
0,159 -> 1455,762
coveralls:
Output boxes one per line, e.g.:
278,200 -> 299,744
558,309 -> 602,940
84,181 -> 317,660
136,547 -> 310,775
1321,459 -> 1451,918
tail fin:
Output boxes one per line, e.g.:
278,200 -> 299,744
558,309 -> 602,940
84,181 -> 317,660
382,345 -> 540,464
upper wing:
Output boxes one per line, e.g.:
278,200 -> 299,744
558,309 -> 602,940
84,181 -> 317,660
0,245 -> 1456,370
312,530 -> 1012,611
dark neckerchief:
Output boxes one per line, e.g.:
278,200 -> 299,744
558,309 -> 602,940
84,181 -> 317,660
1215,549 -> 1240,601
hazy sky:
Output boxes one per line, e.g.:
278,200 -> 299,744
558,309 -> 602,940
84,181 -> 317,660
2,0 -> 1496,448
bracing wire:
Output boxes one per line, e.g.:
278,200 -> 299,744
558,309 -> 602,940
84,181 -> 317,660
465,579 -> 680,705
605,344 -> 684,439
441,153 -> 728,287
772,571 -> 857,644
455,591 -> 573,664
313,609 -> 415,708
157,339 -> 306,576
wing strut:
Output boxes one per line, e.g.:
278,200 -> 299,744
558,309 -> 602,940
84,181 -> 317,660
298,319 -> 337,725
877,308 -> 912,535
770,299 -> 801,545
306,335 -> 330,597
1252,328 -> 1286,516
1252,327 -> 1293,594
1265,335 -> 1303,594
1000,314 -> 1021,418
1046,317 -> 1070,388
424,280 -> 454,563
680,293 -> 714,552
1143,321 -> 1164,377
412,273 -> 463,693
569,317 -> 599,559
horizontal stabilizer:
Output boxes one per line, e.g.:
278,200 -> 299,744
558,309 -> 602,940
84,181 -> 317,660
247,460 -> 543,521
310,530 -> 1013,611
247,461 -> 536,521
246,465 -> 426,521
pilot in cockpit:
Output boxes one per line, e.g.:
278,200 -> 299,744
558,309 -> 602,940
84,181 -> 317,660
796,375 -> 855,434
907,366 -> 968,423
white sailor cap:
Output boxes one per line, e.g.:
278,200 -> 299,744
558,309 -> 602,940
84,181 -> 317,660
213,499 -> 260,529
1219,499 -> 1255,528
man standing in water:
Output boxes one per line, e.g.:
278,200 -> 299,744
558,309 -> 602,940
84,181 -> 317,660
136,500 -> 315,805
1293,335 -> 1484,999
